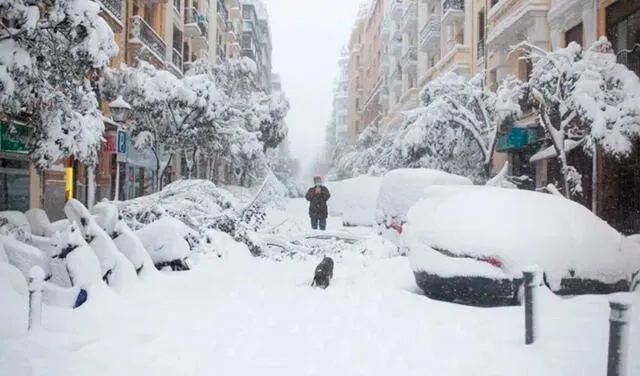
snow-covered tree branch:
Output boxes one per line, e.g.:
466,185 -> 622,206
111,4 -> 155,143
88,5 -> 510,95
514,37 -> 640,198
0,0 -> 118,169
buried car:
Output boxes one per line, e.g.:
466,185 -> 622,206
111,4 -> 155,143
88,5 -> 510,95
402,185 -> 640,306
375,168 -> 472,237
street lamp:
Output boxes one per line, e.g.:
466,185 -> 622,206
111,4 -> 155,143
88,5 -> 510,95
108,95 -> 132,124
108,96 -> 132,201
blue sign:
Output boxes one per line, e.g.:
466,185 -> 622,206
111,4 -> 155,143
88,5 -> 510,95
117,130 -> 127,154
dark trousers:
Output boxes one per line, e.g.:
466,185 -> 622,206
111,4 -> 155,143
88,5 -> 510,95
311,217 -> 327,231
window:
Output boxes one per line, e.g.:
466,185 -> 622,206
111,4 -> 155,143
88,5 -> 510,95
565,23 -> 583,46
355,98 -> 360,110
606,2 -> 640,76
173,0 -> 181,12
241,34 -> 252,49
242,5 -> 251,19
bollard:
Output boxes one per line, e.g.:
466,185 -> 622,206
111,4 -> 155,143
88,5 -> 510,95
27,266 -> 45,330
523,266 -> 541,345
607,299 -> 632,376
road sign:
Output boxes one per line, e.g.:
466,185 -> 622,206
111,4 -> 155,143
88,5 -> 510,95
116,129 -> 127,154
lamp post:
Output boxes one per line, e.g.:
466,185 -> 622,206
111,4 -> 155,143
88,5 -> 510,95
108,95 -> 132,201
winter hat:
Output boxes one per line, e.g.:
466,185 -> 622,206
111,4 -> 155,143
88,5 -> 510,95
313,176 -> 322,183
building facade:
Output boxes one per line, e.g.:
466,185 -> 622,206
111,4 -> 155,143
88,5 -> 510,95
342,0 -> 640,233
239,0 -> 272,92
11,0 -> 274,219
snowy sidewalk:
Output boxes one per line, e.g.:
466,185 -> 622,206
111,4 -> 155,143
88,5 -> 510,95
1,253 -> 639,376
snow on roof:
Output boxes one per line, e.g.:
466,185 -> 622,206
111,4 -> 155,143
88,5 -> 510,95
529,138 -> 585,163
375,168 -> 473,223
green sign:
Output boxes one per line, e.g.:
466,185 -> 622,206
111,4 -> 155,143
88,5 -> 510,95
496,127 -> 538,152
0,122 -> 29,153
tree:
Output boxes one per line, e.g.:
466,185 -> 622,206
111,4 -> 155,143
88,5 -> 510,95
0,0 -> 118,169
101,60 -> 223,190
514,37 -> 640,198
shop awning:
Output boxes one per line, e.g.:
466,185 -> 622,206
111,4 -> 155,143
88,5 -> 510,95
126,136 -> 158,170
529,138 -> 586,163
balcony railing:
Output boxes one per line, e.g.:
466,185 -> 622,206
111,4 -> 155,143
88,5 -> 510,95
98,0 -> 122,19
477,38 -> 485,59
419,14 -> 440,51
401,46 -> 417,68
185,7 -> 202,24
217,0 -> 229,22
130,15 -> 166,61
391,0 -> 403,21
403,0 -> 417,22
171,48 -> 183,73
442,0 -> 464,13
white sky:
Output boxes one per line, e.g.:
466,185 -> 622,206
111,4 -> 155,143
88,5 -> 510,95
263,0 -> 363,177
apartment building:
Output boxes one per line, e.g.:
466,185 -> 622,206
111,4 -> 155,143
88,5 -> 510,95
239,0 -> 272,92
333,47 -> 350,143
346,4 -> 369,143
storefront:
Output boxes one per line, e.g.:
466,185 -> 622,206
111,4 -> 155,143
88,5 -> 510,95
122,135 -> 158,200
0,122 -> 32,212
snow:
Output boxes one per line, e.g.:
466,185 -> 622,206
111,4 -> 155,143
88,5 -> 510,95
375,168 -> 473,226
2,194 -> 640,375
64,199 -> 137,292
134,217 -> 192,264
408,243 -> 510,279
529,138 -> 586,163
403,185 -> 640,288
326,175 -> 381,226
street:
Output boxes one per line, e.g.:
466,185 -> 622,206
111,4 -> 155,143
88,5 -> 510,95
1,198 -> 639,376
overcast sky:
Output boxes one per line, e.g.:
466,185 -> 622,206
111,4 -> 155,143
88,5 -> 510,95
263,0 -> 363,178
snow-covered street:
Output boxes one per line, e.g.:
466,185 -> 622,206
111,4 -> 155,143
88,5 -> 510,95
2,197 -> 640,376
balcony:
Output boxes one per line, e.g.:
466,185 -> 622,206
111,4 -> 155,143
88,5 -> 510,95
441,0 -> 464,26
400,88 -> 419,110
380,18 -> 390,40
184,8 -> 205,37
380,52 -> 389,71
495,127 -> 538,152
129,15 -> 166,65
435,44 -> 471,76
401,0 -> 417,32
97,0 -> 123,31
401,46 -> 417,70
419,14 -> 440,52
487,0 -> 548,46
217,0 -> 229,24
391,0 -> 403,22
391,35 -> 403,57
169,48 -> 183,77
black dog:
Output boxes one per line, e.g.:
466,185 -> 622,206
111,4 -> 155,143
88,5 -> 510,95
311,256 -> 334,289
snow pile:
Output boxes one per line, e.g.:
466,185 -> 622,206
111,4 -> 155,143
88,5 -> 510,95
375,168 -> 473,226
326,175 -> 382,226
404,185 -> 640,287
116,179 -> 265,256
260,230 -> 400,263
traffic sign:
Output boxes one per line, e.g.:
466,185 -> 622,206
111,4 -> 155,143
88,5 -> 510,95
116,129 -> 127,154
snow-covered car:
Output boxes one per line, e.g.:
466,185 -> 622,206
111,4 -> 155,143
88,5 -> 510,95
403,185 -> 640,306
375,168 -> 473,235
326,175 -> 382,227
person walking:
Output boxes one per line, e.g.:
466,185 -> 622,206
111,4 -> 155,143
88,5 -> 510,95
305,176 -> 331,231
